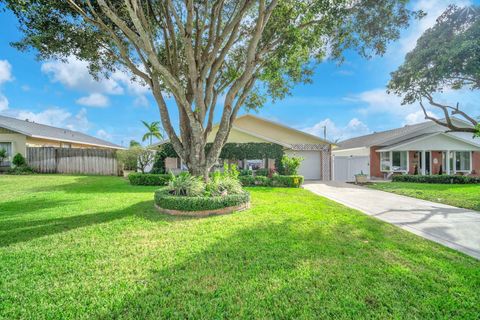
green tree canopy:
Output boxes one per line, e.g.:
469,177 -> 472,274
141,120 -> 164,146
2,0 -> 420,177
389,5 -> 480,135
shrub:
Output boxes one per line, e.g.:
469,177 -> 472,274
0,148 -> 7,164
128,173 -> 171,186
223,163 -> 239,179
253,176 -> 271,186
12,153 -> 26,167
7,165 -> 35,175
392,174 -> 480,184
206,171 -> 243,196
255,168 -> 268,176
280,155 -> 303,175
168,172 -> 205,196
239,175 -> 256,186
154,188 -> 250,211
239,169 -> 253,176
272,175 -> 304,188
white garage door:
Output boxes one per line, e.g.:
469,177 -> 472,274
333,156 -> 369,182
286,150 -> 321,180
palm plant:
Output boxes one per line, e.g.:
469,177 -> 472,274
141,121 -> 164,146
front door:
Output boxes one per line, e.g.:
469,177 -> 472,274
418,151 -> 431,175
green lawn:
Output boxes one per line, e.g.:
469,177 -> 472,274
368,182 -> 480,211
0,175 -> 479,319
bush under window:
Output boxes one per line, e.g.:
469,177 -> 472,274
392,174 -> 480,184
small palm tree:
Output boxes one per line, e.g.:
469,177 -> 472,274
141,121 -> 164,146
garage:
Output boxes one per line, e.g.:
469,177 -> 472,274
285,150 -> 322,180
333,156 -> 369,182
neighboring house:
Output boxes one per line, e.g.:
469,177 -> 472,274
332,118 -> 480,181
0,115 -> 123,167
153,114 -> 334,180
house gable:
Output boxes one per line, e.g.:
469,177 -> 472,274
233,114 -> 330,145
206,126 -> 272,144
377,133 -> 480,152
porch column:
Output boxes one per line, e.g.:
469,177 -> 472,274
421,150 -> 426,175
445,150 -> 450,175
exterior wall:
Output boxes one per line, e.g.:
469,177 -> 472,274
408,151 -> 417,174
233,115 -> 326,145
431,151 -> 442,174
331,147 -> 370,157
369,147 -> 383,179
26,137 -> 116,149
473,151 -> 480,176
206,126 -> 266,143
165,157 -> 179,171
0,132 -> 27,158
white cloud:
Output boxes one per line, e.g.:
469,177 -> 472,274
0,94 -> 8,111
41,56 -> 151,107
0,60 -> 13,85
303,118 -> 371,141
76,93 -> 109,107
403,109 -> 437,125
349,88 -> 418,117
96,129 -> 112,140
41,57 -> 124,95
397,0 -> 471,55
12,107 -> 90,132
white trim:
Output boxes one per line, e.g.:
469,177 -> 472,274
377,132 -> 480,152
235,114 -> 334,145
28,134 -> 125,149
380,150 -> 409,173
230,126 -> 292,148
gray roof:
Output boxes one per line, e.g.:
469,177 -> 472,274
336,121 -> 436,150
0,115 -> 123,149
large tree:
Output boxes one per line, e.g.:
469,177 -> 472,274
389,5 -> 480,136
2,0 -> 418,178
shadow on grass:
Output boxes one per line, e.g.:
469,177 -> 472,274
26,175 -> 160,194
98,215 -> 477,319
0,200 -> 195,247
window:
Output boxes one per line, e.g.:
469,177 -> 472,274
246,159 -> 264,170
380,152 -> 391,171
0,142 -> 12,166
455,151 -> 471,172
392,151 -> 407,171
381,151 -> 407,172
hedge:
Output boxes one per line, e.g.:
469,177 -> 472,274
154,188 -> 250,211
392,174 -> 480,184
239,175 -> 304,188
272,175 -> 304,188
128,173 -> 171,186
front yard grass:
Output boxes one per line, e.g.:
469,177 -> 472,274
0,175 -> 479,319
368,182 -> 480,211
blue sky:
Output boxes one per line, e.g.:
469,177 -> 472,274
0,0 -> 478,146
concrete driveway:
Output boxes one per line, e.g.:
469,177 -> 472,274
303,181 -> 480,260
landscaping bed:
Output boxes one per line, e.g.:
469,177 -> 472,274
154,188 -> 250,216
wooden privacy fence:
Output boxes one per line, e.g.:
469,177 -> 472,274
27,147 -> 118,175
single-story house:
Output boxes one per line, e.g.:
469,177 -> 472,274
153,114 -> 334,180
0,115 -> 123,167
332,118 -> 480,181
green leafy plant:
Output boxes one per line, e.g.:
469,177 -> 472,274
392,174 -> 480,184
12,153 -> 26,167
168,172 -> 205,197
117,146 -> 154,173
6,165 -> 35,175
280,156 -> 303,175
0,148 -> 7,165
272,175 -> 304,188
128,173 -> 171,186
255,168 -> 269,177
206,171 -> 243,196
154,188 -> 250,212
141,121 -> 164,146
239,169 -> 253,176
